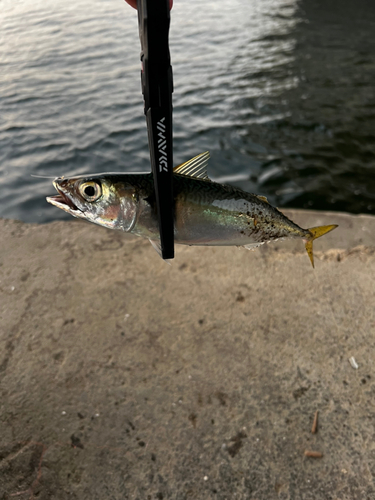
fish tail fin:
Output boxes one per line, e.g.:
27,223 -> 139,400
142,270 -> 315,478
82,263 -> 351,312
304,225 -> 338,268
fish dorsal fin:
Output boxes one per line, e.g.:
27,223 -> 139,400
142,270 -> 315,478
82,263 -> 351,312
256,195 -> 269,204
173,152 -> 210,180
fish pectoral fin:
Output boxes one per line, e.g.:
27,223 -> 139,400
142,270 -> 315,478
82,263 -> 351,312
243,242 -> 265,251
148,239 -> 172,265
173,152 -> 211,180
304,224 -> 338,268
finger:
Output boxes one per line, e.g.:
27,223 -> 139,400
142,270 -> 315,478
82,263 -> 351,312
124,0 -> 137,8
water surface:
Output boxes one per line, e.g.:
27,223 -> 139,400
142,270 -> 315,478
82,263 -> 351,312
1,0 -> 375,222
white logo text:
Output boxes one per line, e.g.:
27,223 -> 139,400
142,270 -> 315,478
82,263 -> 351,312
157,117 -> 168,172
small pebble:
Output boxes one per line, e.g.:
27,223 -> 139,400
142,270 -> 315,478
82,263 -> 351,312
349,356 -> 359,369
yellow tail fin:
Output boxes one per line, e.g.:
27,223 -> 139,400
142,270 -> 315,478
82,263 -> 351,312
305,225 -> 338,268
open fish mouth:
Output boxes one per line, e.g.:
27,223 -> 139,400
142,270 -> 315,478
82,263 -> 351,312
46,185 -> 81,214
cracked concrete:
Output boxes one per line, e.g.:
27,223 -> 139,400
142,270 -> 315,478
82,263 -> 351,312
0,210 -> 375,499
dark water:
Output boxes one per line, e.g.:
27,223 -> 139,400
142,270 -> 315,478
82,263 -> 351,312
1,0 -> 375,223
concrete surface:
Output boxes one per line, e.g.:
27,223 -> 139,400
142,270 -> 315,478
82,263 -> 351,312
0,210 -> 374,500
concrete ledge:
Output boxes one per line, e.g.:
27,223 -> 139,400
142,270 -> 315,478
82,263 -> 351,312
1,210 -> 374,499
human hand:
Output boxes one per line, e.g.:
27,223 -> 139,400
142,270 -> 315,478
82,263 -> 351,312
125,0 -> 173,9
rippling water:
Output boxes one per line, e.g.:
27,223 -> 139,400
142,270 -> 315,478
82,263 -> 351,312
1,0 -> 375,222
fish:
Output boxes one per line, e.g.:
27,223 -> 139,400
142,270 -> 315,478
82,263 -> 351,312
46,151 -> 337,267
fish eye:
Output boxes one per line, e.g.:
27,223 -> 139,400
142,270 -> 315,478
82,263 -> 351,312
79,181 -> 102,202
